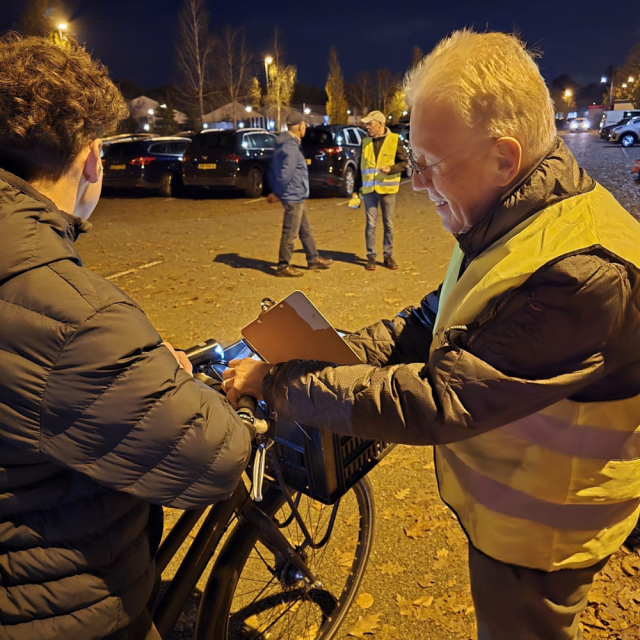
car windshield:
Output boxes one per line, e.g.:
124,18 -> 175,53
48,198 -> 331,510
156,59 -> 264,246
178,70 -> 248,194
302,129 -> 334,148
103,142 -> 146,158
198,132 -> 236,150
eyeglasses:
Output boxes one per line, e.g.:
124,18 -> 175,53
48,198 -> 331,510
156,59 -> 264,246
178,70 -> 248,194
409,138 -> 490,186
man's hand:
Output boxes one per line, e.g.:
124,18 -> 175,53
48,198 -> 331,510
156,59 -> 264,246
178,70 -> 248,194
379,166 -> 391,174
162,342 -> 193,376
266,194 -> 280,204
222,358 -> 272,406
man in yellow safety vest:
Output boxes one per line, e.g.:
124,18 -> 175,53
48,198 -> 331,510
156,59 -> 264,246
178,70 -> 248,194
351,110 -> 408,271
226,29 -> 640,639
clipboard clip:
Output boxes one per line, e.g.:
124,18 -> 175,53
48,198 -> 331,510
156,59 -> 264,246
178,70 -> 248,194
260,297 -> 277,314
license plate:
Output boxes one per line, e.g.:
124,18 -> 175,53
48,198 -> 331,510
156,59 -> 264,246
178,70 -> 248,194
198,163 -> 217,170
306,159 -> 311,165
110,164 -> 126,170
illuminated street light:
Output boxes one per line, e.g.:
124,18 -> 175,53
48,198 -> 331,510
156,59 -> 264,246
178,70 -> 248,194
160,103 -> 167,109
564,89 -> 572,98
148,108 -> 154,115
143,123 -> 150,131
623,83 -> 628,89
304,107 -> 311,115
57,22 -> 68,43
347,109 -> 351,115
245,105 -> 252,113
629,77 -> 635,83
601,76 -> 607,83
402,110 -> 408,116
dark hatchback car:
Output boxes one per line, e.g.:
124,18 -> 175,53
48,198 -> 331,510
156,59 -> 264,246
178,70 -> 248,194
102,137 -> 191,196
181,129 -> 276,198
301,125 -> 366,197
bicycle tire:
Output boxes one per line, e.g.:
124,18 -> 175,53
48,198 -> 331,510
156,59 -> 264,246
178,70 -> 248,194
195,477 -> 375,640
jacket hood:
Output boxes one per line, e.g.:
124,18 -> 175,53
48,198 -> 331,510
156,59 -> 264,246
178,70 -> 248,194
458,137 -> 596,260
0,169 -> 91,283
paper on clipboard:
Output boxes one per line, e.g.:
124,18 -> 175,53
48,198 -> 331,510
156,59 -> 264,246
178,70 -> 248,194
241,291 -> 363,365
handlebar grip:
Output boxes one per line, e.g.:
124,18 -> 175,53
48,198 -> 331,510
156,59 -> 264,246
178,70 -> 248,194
237,395 -> 257,415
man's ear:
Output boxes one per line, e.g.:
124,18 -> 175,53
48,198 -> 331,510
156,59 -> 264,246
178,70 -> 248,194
83,139 -> 103,184
493,137 -> 522,187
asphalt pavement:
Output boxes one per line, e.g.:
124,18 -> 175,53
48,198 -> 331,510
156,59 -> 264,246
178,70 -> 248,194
78,131 -> 640,640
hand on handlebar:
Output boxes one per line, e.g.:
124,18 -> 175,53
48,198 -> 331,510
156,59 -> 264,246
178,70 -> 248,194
162,342 -> 193,376
222,358 -> 271,406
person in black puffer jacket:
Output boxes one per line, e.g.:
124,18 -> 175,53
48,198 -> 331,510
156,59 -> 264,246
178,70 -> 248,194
0,35 -> 253,640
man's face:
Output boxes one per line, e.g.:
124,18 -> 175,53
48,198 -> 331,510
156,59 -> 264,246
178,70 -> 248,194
409,100 -> 506,234
365,120 -> 384,138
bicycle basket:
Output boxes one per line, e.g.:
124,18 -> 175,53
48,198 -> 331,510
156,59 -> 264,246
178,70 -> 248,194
267,416 -> 394,505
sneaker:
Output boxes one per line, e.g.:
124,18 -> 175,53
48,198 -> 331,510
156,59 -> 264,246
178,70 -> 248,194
384,256 -> 398,270
366,257 -> 376,271
276,265 -> 304,277
308,257 -> 333,270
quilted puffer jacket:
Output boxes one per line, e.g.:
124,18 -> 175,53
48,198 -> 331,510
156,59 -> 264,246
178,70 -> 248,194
0,169 -> 252,639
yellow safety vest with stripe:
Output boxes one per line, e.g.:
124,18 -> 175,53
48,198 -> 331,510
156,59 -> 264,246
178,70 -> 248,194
361,133 -> 402,195
430,183 -> 640,571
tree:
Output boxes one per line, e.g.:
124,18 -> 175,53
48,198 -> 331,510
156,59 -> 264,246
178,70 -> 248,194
387,89 -> 407,124
154,99 -> 180,136
247,77 -> 263,109
549,74 -> 579,116
325,47 -> 348,124
216,27 -> 253,127
21,0 -> 70,46
348,71 -> 373,118
611,43 -> 640,105
264,32 -> 296,131
374,68 -> 401,115
412,45 -> 424,69
175,0 -> 215,127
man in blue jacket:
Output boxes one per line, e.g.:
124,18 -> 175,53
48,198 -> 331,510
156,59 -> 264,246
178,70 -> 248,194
268,113 -> 332,277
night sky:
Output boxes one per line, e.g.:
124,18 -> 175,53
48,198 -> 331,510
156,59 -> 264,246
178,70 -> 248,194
2,0 -> 640,91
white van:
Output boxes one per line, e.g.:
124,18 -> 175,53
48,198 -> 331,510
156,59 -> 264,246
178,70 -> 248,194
600,110 -> 640,131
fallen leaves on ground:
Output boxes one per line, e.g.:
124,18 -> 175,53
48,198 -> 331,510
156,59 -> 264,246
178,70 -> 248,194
378,561 -> 405,576
347,613 -> 381,637
356,593 -> 375,610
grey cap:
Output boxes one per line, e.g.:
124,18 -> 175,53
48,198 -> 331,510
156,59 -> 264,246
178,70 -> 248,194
286,111 -> 305,126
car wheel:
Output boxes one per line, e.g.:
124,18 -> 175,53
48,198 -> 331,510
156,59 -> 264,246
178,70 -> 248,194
159,172 -> 178,197
621,133 -> 637,147
244,167 -> 263,198
339,165 -> 355,197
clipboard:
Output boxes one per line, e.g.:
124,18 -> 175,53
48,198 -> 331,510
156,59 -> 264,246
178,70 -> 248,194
241,291 -> 363,365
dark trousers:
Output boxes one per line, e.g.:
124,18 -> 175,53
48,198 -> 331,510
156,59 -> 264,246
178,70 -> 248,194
468,544 -> 609,640
277,201 -> 319,268
363,192 -> 396,259
104,608 -> 161,640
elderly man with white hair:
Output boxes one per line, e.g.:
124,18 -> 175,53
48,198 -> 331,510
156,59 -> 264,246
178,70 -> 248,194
225,29 -> 640,639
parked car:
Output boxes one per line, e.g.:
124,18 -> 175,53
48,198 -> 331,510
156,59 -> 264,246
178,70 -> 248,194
181,129 -> 276,198
100,133 -> 158,158
568,118 -> 590,132
609,117 -> 640,147
600,117 -> 632,140
389,123 -> 413,177
102,137 -> 191,196
301,125 -> 366,197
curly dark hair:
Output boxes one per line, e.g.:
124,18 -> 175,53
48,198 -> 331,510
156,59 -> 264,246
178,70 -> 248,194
0,33 -> 128,182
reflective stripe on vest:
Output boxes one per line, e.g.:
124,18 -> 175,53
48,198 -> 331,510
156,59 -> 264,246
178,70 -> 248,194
431,183 -> 640,570
361,133 -> 401,195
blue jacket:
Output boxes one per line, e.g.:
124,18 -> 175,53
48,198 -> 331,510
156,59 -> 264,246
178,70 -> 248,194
269,131 -> 309,203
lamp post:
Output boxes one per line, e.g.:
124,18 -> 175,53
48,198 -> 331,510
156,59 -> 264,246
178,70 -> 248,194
57,23 -> 68,43
264,56 -> 273,130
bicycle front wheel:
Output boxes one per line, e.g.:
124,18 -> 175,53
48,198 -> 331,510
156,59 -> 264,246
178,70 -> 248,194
196,476 -> 375,640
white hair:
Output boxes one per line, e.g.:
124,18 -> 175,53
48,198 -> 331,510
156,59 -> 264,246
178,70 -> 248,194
404,29 -> 556,164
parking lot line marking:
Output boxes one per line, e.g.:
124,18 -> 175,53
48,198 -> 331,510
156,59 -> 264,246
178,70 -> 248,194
107,260 -> 164,281
244,197 -> 266,204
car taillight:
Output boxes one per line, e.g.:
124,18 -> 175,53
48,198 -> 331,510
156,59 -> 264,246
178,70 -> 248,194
222,154 -> 241,162
320,147 -> 343,155
129,156 -> 155,166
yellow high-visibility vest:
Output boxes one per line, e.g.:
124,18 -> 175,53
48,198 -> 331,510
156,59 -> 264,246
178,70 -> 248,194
361,133 -> 401,195
431,183 -> 640,571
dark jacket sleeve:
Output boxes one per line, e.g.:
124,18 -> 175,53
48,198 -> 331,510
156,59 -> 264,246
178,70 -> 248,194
39,301 -> 253,509
262,254 -> 623,446
388,141 -> 409,176
272,143 -> 298,199
344,287 -> 440,366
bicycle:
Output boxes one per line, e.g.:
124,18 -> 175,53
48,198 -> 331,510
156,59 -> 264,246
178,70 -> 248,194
150,335 -> 393,640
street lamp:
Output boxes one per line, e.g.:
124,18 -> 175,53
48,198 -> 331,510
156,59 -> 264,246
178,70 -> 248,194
629,76 -> 635,83
245,105 -> 252,113
564,89 -> 572,98
57,23 -> 68,42
264,56 -> 273,86
304,107 -> 311,115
